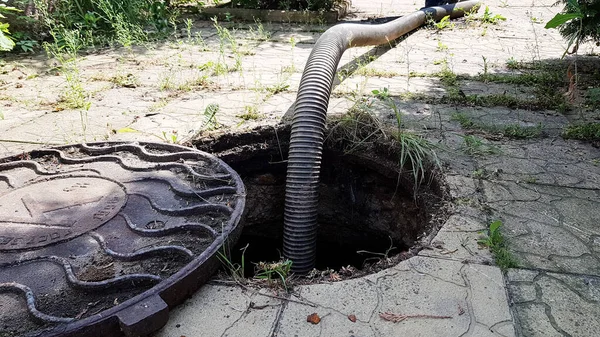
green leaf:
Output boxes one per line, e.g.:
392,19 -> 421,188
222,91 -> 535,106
489,220 -> 502,234
544,13 -> 582,29
0,30 -> 14,51
116,127 -> 138,133
0,4 -> 22,13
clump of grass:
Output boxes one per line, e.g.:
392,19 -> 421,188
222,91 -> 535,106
478,220 -> 518,270
329,92 -> 439,192
237,105 -> 261,120
254,259 -> 293,290
451,112 -> 476,129
217,243 -> 248,284
265,81 -> 289,95
355,67 -> 399,78
585,88 -> 600,109
451,113 -> 543,139
212,17 -> 243,72
461,135 -> 500,156
394,132 -> 439,187
502,124 -> 542,139
562,123 -> 600,141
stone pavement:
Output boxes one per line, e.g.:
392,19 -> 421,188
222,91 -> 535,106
1,0 -> 599,336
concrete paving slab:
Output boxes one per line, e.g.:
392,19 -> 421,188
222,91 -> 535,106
507,269 -> 600,337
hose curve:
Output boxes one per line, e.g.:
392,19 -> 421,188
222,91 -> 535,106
283,1 -> 481,274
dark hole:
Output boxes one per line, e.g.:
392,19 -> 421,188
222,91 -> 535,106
195,125 -> 447,277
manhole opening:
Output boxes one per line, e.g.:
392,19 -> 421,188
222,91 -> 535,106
195,125 -> 449,278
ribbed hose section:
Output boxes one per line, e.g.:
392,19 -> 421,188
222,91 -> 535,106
283,33 -> 347,273
283,1 -> 481,274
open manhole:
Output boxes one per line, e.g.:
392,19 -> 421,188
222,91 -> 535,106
196,125 -> 449,280
0,142 -> 245,336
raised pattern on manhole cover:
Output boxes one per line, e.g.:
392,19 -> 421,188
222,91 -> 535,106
1,177 -> 127,250
0,142 -> 245,336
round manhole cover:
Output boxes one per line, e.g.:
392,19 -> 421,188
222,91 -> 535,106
0,142 -> 245,336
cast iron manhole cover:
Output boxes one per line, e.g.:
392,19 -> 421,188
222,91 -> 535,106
0,142 -> 245,336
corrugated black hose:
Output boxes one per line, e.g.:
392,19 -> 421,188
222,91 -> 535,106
283,1 -> 482,274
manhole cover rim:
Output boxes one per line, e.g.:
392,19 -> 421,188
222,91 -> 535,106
0,141 -> 246,336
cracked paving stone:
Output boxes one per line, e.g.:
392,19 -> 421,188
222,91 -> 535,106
507,270 -> 600,337
489,185 -> 600,276
155,285 -> 281,337
273,257 -> 514,337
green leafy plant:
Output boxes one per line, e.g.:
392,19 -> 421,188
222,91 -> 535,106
0,3 -> 20,51
478,220 -> 518,270
436,40 -> 448,52
466,5 -> 506,25
212,17 -> 242,72
545,0 -> 600,53
433,15 -> 455,30
203,103 -> 220,130
372,87 -> 391,100
12,32 -> 38,52
480,5 -> 506,24
451,112 -> 476,128
505,57 -> 520,69
254,259 -> 293,290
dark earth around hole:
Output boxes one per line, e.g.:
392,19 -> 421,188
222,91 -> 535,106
195,125 -> 450,278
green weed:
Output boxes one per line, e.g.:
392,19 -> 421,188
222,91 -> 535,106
110,73 -> 139,88
506,57 -> 520,69
432,15 -> 455,30
478,220 -> 519,270
451,112 -> 475,129
237,105 -> 261,120
502,124 -> 542,139
436,40 -> 449,52
217,243 -> 248,283
562,123 -> 600,141
249,18 -> 271,41
472,168 -> 487,179
355,67 -> 399,78
461,135 -> 499,156
586,88 -> 600,108
467,5 -> 506,25
265,81 -> 290,95
372,87 -> 391,100
161,130 -> 180,144
202,103 -> 220,130
394,132 -> 440,188
212,17 -> 242,72
254,259 -> 293,290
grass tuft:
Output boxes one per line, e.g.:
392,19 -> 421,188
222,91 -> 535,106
562,123 -> 600,141
478,220 -> 519,270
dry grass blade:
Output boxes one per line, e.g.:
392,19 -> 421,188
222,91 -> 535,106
379,312 -> 452,323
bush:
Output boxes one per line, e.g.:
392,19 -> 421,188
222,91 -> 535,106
546,0 -> 600,50
1,0 -> 174,51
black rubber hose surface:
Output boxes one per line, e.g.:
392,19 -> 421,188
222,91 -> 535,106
283,1 -> 481,274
